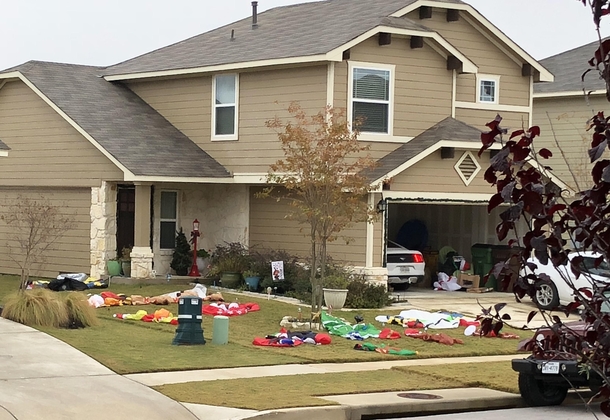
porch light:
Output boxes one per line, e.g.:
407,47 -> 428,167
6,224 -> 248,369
376,199 -> 387,214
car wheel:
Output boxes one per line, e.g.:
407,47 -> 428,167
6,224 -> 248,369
518,372 -> 568,406
534,282 -> 559,310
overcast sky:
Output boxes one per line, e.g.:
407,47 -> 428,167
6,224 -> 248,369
1,0 -> 609,71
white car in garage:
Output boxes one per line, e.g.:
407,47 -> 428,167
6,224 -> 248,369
521,251 -> 610,310
386,242 -> 426,289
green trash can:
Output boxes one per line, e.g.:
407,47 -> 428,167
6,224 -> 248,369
172,297 -> 206,345
471,244 -> 494,287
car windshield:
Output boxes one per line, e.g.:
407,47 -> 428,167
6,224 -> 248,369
579,256 -> 610,278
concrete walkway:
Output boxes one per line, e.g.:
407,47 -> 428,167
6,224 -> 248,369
1,288 -> 561,420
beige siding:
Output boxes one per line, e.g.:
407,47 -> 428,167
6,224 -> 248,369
128,65 -> 327,174
406,10 -> 530,107
0,187 -> 91,277
455,108 -> 529,133
335,36 -> 453,138
249,187 -> 367,266
0,81 -> 123,187
533,96 -> 605,191
390,149 -> 494,194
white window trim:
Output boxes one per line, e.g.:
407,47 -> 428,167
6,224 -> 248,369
211,73 -> 239,141
454,151 -> 481,186
347,61 -> 395,138
159,190 -> 179,250
476,74 -> 500,105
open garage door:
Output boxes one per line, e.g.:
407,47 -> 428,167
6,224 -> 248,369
383,200 -> 527,287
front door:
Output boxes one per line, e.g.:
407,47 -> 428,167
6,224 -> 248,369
116,185 -> 135,256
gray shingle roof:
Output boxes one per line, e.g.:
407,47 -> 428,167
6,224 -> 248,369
364,117 -> 481,181
104,0 -> 465,77
0,139 -> 9,151
535,38 -> 607,94
3,61 -> 230,178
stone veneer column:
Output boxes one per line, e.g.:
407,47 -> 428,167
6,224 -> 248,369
354,266 -> 388,291
131,183 -> 154,278
90,181 -> 117,278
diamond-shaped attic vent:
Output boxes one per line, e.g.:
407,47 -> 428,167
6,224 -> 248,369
454,151 -> 481,186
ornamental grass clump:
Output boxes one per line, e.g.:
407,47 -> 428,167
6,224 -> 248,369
60,292 -> 99,328
1,288 -> 69,328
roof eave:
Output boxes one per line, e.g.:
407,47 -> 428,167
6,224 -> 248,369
391,0 -> 554,82
534,89 -> 606,99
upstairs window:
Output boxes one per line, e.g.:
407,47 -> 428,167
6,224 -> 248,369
212,74 -> 239,140
477,75 -> 500,104
159,191 -> 177,249
350,64 -> 394,134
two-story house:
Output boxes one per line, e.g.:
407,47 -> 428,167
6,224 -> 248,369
0,0 -> 558,282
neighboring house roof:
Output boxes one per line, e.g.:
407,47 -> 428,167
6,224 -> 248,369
535,38 -> 607,95
0,61 -> 230,179
102,0 -> 466,78
364,117 -> 482,182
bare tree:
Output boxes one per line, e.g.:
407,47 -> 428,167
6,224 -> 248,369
1,196 -> 75,290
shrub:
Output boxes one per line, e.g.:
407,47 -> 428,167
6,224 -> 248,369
1,289 -> 69,328
345,277 -> 391,309
249,247 -> 309,296
208,242 -> 250,275
60,292 -> 99,328
171,228 -> 191,276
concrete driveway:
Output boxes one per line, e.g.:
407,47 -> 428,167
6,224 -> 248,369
388,287 -> 574,329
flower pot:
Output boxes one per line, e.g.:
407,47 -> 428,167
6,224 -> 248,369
122,261 -> 131,277
244,276 -> 261,291
107,260 -> 121,276
220,272 -> 241,289
323,288 -> 349,310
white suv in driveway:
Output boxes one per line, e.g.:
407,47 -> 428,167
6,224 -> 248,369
386,243 -> 426,288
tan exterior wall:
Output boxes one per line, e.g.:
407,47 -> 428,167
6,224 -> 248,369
533,95 -> 606,191
455,108 -> 529,134
0,81 -> 123,187
405,9 -> 530,108
334,36 -> 453,139
390,149 -> 494,194
0,187 -> 91,277
249,187 -> 368,266
128,65 -> 327,174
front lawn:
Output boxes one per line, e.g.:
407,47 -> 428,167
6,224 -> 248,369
154,361 -> 519,410
0,274 -> 525,374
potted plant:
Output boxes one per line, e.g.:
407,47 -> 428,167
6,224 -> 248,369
209,242 -> 250,288
120,247 -> 132,277
170,228 -> 191,276
106,257 -> 122,277
243,269 -> 261,291
322,273 -> 350,310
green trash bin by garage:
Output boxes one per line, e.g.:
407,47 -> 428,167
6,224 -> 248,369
471,244 -> 494,287
172,297 -> 206,345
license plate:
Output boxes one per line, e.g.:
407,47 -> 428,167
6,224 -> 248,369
400,266 -> 411,273
541,362 -> 559,374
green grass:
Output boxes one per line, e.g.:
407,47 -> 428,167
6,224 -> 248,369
154,361 -> 519,410
0,274 -> 527,374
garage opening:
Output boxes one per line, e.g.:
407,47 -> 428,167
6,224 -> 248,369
384,200 -> 525,291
